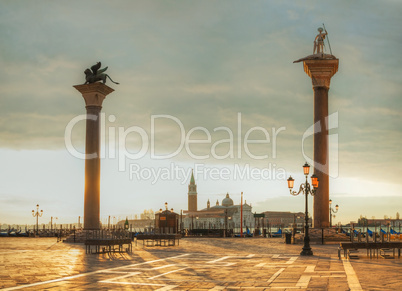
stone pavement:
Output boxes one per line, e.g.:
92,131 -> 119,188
0,237 -> 401,290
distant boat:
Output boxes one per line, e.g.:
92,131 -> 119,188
245,228 -> 253,237
234,228 -> 253,237
272,228 -> 282,238
16,230 -> 29,237
8,229 -> 18,237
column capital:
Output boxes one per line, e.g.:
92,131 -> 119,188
73,83 -> 114,107
303,59 -> 339,89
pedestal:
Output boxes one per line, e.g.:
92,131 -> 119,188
73,83 -> 114,230
302,57 -> 339,228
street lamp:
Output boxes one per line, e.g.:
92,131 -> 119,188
50,216 -> 58,231
165,202 -> 168,229
224,209 -> 228,237
329,199 -> 339,228
32,204 -> 43,235
287,162 -> 318,256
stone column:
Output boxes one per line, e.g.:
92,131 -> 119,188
303,59 -> 338,228
73,83 -> 114,230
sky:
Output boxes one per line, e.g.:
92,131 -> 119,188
0,0 -> 401,226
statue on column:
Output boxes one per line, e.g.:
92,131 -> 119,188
84,62 -> 119,85
313,27 -> 328,55
293,24 -> 336,63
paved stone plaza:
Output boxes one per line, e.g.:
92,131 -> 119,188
0,237 -> 400,290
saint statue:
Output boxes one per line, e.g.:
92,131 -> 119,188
313,27 -> 328,54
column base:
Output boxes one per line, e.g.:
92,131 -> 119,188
300,248 -> 313,256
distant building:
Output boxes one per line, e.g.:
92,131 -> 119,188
183,172 -> 254,231
263,211 -> 310,228
359,218 -> 402,227
116,219 -> 153,231
188,170 -> 197,212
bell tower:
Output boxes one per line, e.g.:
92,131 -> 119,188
188,170 -> 197,212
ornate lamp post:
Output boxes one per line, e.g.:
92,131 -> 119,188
329,199 -> 339,227
165,202 -> 168,229
50,216 -> 58,231
32,204 -> 43,235
124,217 -> 129,230
287,162 -> 319,256
224,209 -> 228,237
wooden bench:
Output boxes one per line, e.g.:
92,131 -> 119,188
339,242 -> 402,259
136,234 -> 181,247
85,238 -> 132,254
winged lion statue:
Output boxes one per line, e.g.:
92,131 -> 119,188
84,62 -> 119,85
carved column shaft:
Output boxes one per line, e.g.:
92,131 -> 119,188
303,59 -> 338,228
313,86 -> 329,228
74,83 -> 114,230
83,105 -> 101,230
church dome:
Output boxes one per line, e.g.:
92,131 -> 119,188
222,193 -> 234,207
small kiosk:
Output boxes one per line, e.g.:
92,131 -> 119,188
155,204 -> 179,234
